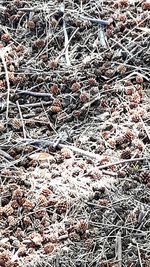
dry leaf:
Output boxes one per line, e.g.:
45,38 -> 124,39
29,152 -> 54,161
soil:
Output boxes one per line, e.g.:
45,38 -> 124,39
0,0 -> 150,267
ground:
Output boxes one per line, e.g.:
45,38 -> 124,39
0,0 -> 150,267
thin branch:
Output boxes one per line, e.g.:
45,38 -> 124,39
16,90 -> 54,99
63,19 -> 71,66
0,46 -> 11,123
16,101 -> 27,139
98,157 -> 149,170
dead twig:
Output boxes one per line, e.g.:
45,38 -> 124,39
115,231 -> 122,267
0,45 -> 11,124
16,90 -> 54,99
98,157 -> 149,170
16,101 -> 27,139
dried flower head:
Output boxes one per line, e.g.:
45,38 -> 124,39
38,194 -> 47,207
131,112 -> 140,122
99,198 -> 109,206
131,92 -> 141,103
42,187 -> 53,196
27,20 -> 36,29
117,64 -> 126,74
136,75 -> 144,84
1,33 -> 11,43
125,86 -> 134,95
0,80 -> 6,92
124,129 -> 135,142
44,243 -> 55,254
61,147 -> 73,158
140,171 -> 150,184
35,39 -> 45,48
88,167 -> 102,180
0,206 -> 3,216
142,2 -> 150,10
69,232 -> 80,241
71,82 -> 81,92
52,98 -> 61,107
0,122 -> 5,132
22,199 -> 35,210
12,188 -> 24,201
23,215 -> 32,226
49,59 -> 59,69
56,200 -> 68,214
76,220 -> 88,235
80,92 -> 90,102
11,118 -> 23,129
50,105 -> 61,113
119,0 -> 128,7
7,216 -> 17,227
88,78 -> 97,86
120,148 -> 131,159
50,84 -> 60,94
3,204 -> 14,216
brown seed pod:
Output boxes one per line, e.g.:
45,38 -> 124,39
71,82 -> 81,92
52,98 -> 62,107
117,64 -> 126,74
119,0 -> 128,7
50,105 -> 61,113
120,148 -> 131,159
0,206 -> 3,216
17,245 -> 27,257
1,33 -> 11,43
22,199 -> 35,210
3,204 -> 14,216
7,216 -> 17,227
88,168 -> 102,180
88,78 -> 97,86
107,138 -> 116,148
23,215 -> 32,226
140,171 -> 150,184
0,122 -> 5,132
27,20 -> 36,29
50,84 -> 60,94
47,198 -> 58,207
61,147 -> 73,159
132,139 -> 144,151
75,220 -> 88,235
136,75 -> 144,84
131,112 -> 140,122
99,198 -> 109,206
69,232 -> 80,241
124,129 -> 135,142
56,200 -> 68,214
118,170 -> 126,178
129,102 -> 138,109
11,118 -> 23,129
15,44 -> 25,53
44,243 -> 55,254
37,194 -> 47,207
0,80 -> 6,92
142,2 -> 150,10
35,39 -> 45,48
125,86 -> 134,95
118,14 -> 127,22
49,59 -> 59,69
12,188 -> 24,201
131,92 -> 141,103
42,187 -> 53,197
80,91 -> 90,102
105,69 -> 115,78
